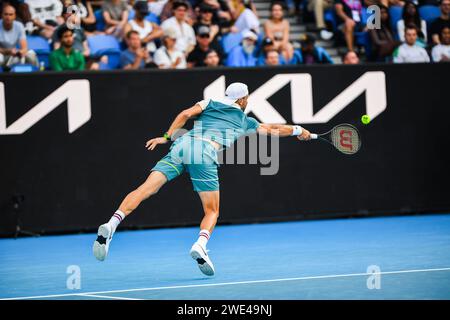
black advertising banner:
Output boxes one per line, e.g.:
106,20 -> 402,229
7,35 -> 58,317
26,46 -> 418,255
0,63 -> 449,236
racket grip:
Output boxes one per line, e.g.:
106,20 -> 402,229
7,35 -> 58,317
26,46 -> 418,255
310,133 -> 318,140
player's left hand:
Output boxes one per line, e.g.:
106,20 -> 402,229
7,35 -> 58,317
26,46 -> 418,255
297,129 -> 311,141
145,137 -> 168,150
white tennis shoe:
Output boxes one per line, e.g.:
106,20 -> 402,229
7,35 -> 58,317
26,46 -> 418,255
93,223 -> 113,261
190,242 -> 215,276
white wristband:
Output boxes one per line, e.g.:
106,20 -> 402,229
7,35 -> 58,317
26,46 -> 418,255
291,125 -> 303,136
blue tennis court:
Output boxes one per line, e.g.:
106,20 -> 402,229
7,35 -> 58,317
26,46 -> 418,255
1,214 -> 450,300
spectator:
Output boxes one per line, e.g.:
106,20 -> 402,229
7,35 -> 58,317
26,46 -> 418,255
0,3 -> 37,68
50,25 -> 85,70
370,5 -> 401,61
193,3 -> 220,43
226,29 -> 258,66
102,0 -> 129,37
431,25 -> 450,61
257,37 -> 286,65
397,1 -> 427,46
393,25 -> 430,62
307,0 -> 334,34
124,1 -> 163,54
203,48 -> 221,66
342,50 -> 359,64
160,0 -> 196,24
187,25 -> 224,67
264,48 -> 280,66
161,1 -> 196,55
231,0 -> 259,34
335,0 -> 365,51
293,33 -> 333,64
153,27 -> 187,68
25,0 -> 63,39
263,1 -> 293,61
1,0 -> 33,31
120,30 -> 157,69
52,2 -> 91,58
430,0 -> 450,44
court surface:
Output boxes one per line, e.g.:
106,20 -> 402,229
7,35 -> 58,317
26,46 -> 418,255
1,214 -> 450,300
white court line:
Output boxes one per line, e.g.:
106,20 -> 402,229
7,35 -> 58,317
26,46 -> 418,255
2,266 -> 450,300
79,294 -> 143,300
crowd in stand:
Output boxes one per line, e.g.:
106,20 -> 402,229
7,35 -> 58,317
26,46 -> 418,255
0,0 -> 448,72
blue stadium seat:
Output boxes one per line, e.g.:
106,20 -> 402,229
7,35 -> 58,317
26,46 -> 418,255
9,64 -> 39,72
94,9 -> 106,31
87,35 -> 121,69
220,32 -> 243,54
419,5 -> 441,26
389,5 -> 403,29
26,35 -> 50,68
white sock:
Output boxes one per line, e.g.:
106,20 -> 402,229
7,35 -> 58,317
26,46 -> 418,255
108,210 -> 125,232
197,229 -> 210,249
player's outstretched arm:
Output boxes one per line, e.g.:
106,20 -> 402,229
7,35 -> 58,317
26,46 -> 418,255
145,104 -> 204,150
257,124 -> 311,141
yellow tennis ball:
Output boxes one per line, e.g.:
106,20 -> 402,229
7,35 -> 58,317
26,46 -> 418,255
361,115 -> 370,125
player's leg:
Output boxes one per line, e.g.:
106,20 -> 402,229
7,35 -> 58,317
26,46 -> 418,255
190,191 -> 220,277
117,171 -> 167,215
93,171 -> 168,261
93,146 -> 184,261
186,141 -> 220,276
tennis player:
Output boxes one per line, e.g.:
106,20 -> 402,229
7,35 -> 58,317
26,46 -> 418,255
93,82 -> 311,276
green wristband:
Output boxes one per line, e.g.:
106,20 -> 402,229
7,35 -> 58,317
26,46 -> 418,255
163,132 -> 171,141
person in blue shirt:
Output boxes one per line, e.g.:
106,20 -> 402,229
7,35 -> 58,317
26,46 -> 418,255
292,33 -> 333,64
93,82 -> 313,277
225,29 -> 258,67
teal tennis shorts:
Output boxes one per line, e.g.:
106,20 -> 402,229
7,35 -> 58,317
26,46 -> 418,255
151,135 -> 219,192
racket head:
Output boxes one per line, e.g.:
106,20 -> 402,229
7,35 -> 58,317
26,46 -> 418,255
328,123 -> 361,155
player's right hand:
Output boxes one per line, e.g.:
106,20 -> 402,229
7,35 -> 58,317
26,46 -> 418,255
297,129 -> 311,141
145,137 -> 168,150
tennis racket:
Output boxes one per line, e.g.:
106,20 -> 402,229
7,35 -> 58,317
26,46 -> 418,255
310,123 -> 361,155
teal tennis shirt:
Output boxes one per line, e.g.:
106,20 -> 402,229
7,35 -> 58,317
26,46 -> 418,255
185,99 -> 260,148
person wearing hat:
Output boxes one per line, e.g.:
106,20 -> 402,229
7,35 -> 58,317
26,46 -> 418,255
160,1 -> 196,55
93,82 -> 312,277
187,25 -> 224,67
226,29 -> 258,67
257,37 -> 286,66
124,1 -> 163,54
153,27 -> 187,68
291,33 -> 333,65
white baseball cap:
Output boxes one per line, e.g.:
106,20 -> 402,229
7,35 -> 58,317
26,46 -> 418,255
225,82 -> 249,101
242,30 -> 258,41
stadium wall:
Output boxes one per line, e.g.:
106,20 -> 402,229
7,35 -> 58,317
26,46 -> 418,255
1,63 -> 449,236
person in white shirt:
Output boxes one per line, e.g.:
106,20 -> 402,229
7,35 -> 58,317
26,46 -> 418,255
153,27 -> 187,69
432,26 -> 450,62
160,1 -> 195,55
393,25 -> 430,63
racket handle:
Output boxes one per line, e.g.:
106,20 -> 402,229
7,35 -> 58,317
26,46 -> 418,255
310,133 -> 318,140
